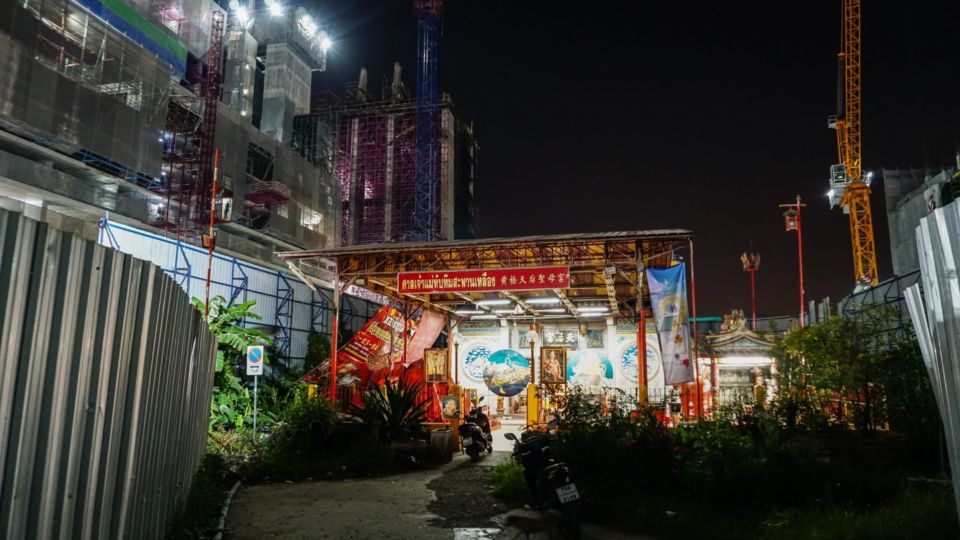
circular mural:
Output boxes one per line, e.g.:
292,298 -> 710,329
463,342 -> 494,381
566,349 -> 614,387
619,342 -> 662,383
483,349 -> 531,397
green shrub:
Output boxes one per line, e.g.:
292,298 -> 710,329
758,486 -> 958,540
490,459 -> 528,506
269,389 -> 339,452
166,453 -> 235,539
193,296 -> 271,432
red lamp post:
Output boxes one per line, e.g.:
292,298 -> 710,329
740,251 -> 761,330
780,195 -> 807,327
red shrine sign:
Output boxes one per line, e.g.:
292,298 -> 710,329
398,267 -> 571,294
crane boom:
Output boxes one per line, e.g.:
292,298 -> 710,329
828,0 -> 878,286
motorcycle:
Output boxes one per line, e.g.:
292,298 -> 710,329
458,398 -> 493,461
505,426 -> 581,539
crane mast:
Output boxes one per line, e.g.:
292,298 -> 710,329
413,0 -> 442,241
828,0 -> 878,287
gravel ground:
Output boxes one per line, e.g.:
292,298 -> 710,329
426,452 -> 513,529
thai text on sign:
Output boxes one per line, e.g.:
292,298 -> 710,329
397,267 -> 571,294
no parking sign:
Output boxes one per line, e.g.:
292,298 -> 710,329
246,346 -> 264,376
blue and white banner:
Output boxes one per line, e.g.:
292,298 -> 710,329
646,264 -> 694,385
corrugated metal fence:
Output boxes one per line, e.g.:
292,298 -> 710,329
905,199 -> 960,525
0,208 -> 217,539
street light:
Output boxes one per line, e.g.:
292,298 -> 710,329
740,251 -> 761,330
779,195 -> 807,327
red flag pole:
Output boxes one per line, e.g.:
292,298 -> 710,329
689,239 -> 702,419
329,277 -> 340,402
638,306 -> 647,406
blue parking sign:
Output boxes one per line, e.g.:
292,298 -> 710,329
246,345 -> 264,376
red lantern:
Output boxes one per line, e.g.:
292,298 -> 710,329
782,208 -> 799,231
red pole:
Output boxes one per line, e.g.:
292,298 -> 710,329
796,195 -> 806,327
638,307 -> 648,405
329,279 -> 340,401
689,239 -> 702,419
203,149 -> 219,318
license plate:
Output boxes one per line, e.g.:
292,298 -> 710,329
556,484 -> 579,503
463,436 -> 472,446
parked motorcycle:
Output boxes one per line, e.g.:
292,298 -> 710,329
505,428 -> 581,539
458,398 -> 493,461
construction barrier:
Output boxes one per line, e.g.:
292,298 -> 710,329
0,208 -> 217,539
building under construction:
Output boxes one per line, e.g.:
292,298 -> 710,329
0,0 -> 353,361
295,64 -> 478,246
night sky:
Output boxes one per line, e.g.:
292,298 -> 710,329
313,1 -> 960,316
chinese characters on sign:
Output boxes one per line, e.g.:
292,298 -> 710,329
543,328 -> 579,347
398,267 -> 571,294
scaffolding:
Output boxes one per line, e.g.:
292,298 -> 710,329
297,95 -> 452,247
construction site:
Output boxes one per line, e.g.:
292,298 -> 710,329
0,0 -> 475,362
4,0 -> 960,538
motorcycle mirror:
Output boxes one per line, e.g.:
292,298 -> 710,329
504,433 -> 518,442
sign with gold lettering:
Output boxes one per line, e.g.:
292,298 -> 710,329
398,267 -> 570,294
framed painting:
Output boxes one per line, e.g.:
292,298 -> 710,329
424,348 -> 448,383
540,346 -> 567,385
441,395 -> 460,420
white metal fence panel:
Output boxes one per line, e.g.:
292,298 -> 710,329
0,208 -> 217,539
905,198 -> 960,524
99,219 -> 331,362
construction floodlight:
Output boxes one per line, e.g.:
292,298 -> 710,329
828,164 -> 848,209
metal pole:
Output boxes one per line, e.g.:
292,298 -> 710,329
329,277 -> 340,402
797,195 -> 807,327
530,336 -> 536,385
454,342 -> 460,385
689,239 -> 702,419
638,307 -> 648,406
252,375 -> 258,441
403,302 -> 409,362
203,149 -> 219,318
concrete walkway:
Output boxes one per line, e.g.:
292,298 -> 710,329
225,454 -> 656,539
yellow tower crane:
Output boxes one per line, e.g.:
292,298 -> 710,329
827,0 -> 878,287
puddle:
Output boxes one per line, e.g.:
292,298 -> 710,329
453,528 -> 501,539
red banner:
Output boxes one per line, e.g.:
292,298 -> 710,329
398,267 -> 570,294
302,304 -> 411,387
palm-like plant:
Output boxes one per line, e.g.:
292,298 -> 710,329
352,374 -> 429,443
194,296 -> 271,431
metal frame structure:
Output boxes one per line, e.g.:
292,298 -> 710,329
280,230 -> 696,403
829,0 -> 878,286
413,0 -> 442,241
840,270 -> 921,336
